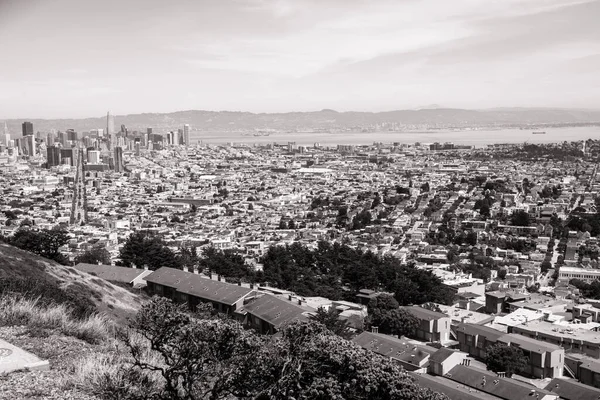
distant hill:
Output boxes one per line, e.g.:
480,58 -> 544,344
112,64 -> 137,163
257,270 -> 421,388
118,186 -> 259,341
0,242 -> 143,323
4,107 -> 600,134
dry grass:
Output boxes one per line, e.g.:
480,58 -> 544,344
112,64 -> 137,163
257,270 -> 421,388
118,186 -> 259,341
0,296 -> 113,344
62,334 -> 165,399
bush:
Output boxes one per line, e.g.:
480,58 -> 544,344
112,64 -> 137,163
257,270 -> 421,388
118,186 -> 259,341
0,296 -> 113,344
0,277 -> 98,319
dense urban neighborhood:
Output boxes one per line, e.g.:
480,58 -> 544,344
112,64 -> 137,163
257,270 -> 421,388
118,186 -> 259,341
4,120 -> 600,399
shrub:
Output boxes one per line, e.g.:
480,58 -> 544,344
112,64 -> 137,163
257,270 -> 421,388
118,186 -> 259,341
0,296 -> 112,344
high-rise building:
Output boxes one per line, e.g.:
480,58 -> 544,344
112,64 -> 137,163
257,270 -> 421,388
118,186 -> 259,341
67,129 -> 78,142
70,149 -> 88,225
46,132 -> 56,146
106,112 -> 115,149
183,124 -> 190,147
57,131 -> 67,147
46,146 -> 61,168
147,127 -> 153,135
60,148 -> 76,166
114,146 -> 124,173
22,121 -> 33,136
24,135 -> 35,156
87,149 -> 101,164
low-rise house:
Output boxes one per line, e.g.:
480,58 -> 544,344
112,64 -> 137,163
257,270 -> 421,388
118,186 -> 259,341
352,331 -> 432,372
445,364 -> 559,400
456,323 -> 505,359
428,347 -> 469,376
404,305 -> 451,343
240,293 -> 313,334
544,377 -> 600,399
496,334 -> 564,379
144,267 -> 255,315
74,263 -> 152,288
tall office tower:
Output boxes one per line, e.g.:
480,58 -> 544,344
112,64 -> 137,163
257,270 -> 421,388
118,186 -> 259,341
135,142 -> 141,156
60,148 -> 75,166
141,133 -> 148,147
177,128 -> 184,146
146,127 -> 153,135
106,112 -> 115,149
114,146 -> 124,173
46,146 -> 61,168
120,124 -> 127,134
67,129 -> 78,142
87,149 -> 101,164
22,121 -> 33,136
3,122 -> 8,137
69,148 -> 88,225
4,133 -> 10,148
46,132 -> 56,146
173,130 -> 179,146
183,124 -> 190,147
24,134 -> 35,156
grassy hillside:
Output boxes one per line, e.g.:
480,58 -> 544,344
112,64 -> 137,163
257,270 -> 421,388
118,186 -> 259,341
0,242 -> 144,324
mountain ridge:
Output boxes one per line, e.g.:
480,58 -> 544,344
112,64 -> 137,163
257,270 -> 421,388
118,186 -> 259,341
3,107 -> 600,133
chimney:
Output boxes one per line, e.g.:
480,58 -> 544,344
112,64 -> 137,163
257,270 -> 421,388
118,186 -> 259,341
183,265 -> 188,273
372,326 -> 379,334
298,299 -> 302,305
250,283 -> 254,289
209,272 -> 213,279
218,275 -> 222,282
132,263 -> 137,269
143,265 -> 148,271
193,268 -> 199,275
238,281 -> 242,286
288,294 -> 293,301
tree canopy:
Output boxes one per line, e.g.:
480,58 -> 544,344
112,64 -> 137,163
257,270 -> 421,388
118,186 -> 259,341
119,231 -> 181,270
4,227 -> 69,265
484,343 -> 528,378
114,297 -> 448,400
74,245 -> 111,265
260,240 -> 454,306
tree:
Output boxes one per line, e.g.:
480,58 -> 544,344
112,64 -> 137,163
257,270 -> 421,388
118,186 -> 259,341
74,245 -> 111,265
367,295 -> 420,337
119,230 -> 181,270
7,227 -> 69,265
510,210 -> 530,226
115,298 -> 448,400
122,297 -> 268,400
484,343 -> 528,377
200,247 -> 251,279
309,306 -> 352,339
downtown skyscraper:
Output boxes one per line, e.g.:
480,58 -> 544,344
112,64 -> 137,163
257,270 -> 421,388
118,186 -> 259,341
183,124 -> 190,146
106,112 -> 115,149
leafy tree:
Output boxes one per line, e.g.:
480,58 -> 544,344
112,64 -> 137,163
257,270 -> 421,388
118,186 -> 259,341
510,210 -> 530,226
200,247 -> 251,279
119,230 -> 181,271
6,227 -> 69,265
115,298 -> 448,400
122,297 -> 268,400
484,343 -> 528,377
309,306 -> 352,339
367,295 -> 420,337
75,245 -> 111,265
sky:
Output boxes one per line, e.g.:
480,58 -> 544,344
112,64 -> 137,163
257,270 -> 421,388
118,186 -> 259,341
0,0 -> 599,118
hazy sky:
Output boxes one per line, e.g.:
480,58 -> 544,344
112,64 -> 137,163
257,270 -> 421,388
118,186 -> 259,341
0,0 -> 599,118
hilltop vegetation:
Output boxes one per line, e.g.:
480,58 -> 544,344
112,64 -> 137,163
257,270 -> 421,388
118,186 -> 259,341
0,242 -> 144,322
63,297 -> 447,400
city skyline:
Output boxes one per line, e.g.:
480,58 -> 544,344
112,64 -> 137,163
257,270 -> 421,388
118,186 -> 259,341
0,0 -> 599,119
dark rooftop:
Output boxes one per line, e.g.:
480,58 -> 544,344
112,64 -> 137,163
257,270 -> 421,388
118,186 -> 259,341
74,263 -> 149,284
144,267 -> 254,305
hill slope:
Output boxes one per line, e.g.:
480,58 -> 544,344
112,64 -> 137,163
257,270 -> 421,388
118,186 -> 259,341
0,242 -> 144,323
